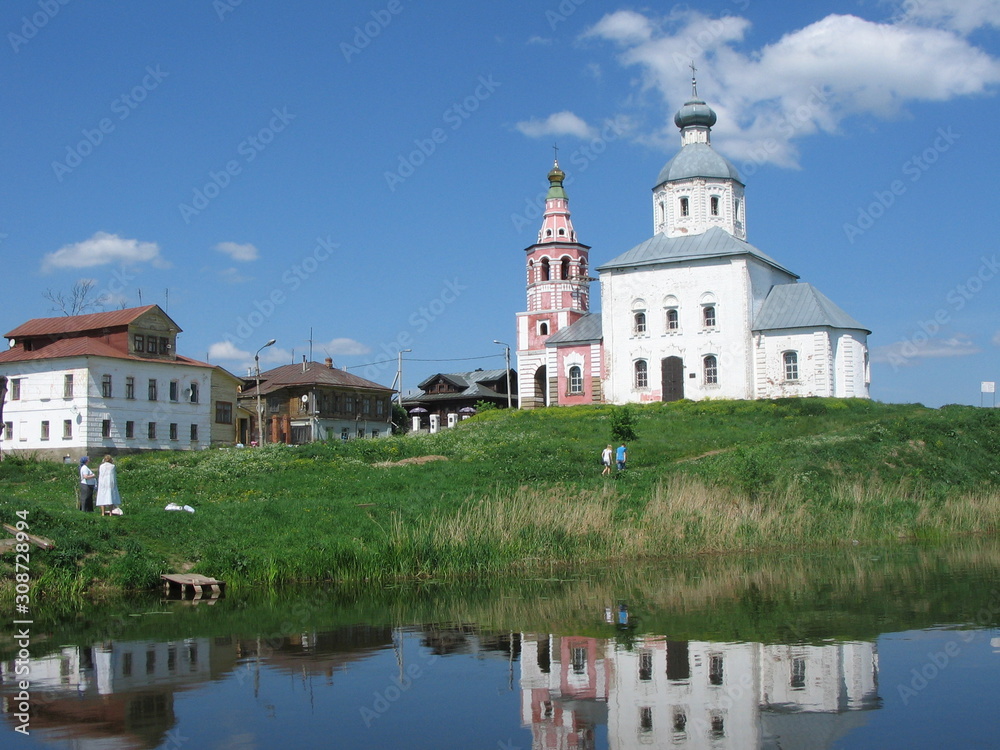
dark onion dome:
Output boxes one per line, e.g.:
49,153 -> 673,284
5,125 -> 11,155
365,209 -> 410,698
673,96 -> 717,129
655,95 -> 740,185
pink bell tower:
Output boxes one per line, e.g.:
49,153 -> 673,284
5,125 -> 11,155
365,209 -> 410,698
516,159 -> 591,408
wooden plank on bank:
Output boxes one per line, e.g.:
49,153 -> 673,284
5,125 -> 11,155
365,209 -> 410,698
3,524 -> 56,550
161,573 -> 226,598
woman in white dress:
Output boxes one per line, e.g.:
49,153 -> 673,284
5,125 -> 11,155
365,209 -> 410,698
95,454 -> 122,516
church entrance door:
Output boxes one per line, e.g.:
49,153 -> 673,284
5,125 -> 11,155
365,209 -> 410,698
661,356 -> 684,402
533,365 -> 548,407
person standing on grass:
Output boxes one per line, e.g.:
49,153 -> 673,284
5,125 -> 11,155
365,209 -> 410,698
78,456 -> 96,512
616,443 -> 627,472
601,444 -> 614,476
95,454 -> 122,516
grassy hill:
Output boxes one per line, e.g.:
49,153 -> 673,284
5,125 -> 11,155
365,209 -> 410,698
2,398 -> 999,597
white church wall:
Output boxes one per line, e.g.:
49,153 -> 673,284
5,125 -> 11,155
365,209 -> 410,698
754,329 -> 832,398
602,258 -> 756,403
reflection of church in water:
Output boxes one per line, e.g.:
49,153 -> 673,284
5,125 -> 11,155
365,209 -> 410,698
520,635 -> 879,749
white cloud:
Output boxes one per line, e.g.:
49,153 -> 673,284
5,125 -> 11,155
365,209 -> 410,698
527,35 -> 552,45
41,232 -> 166,273
992,330 -> 1000,346
871,334 -> 981,365
901,0 -> 1000,33
215,241 -> 259,262
322,337 -> 371,356
516,111 -> 595,139
208,341 -> 250,361
583,9 -> 654,44
581,8 -> 1000,167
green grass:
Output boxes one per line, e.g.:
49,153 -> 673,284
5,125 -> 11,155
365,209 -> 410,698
2,398 -> 999,596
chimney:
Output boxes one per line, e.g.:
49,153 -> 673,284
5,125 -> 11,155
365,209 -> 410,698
325,357 -> 334,369
302,355 -> 306,373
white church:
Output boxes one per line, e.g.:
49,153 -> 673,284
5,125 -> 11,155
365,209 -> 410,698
515,83 -> 871,407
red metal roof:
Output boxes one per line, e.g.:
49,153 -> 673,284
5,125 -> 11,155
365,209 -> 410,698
0,336 -> 214,368
4,305 -> 178,339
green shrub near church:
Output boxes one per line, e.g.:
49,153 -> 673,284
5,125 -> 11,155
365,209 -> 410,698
2,398 -> 999,597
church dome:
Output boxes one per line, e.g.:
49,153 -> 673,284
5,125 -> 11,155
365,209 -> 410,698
655,143 -> 741,185
673,97 -> 717,129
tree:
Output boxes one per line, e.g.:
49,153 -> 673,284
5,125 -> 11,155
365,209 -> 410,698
610,404 -> 638,443
390,403 -> 410,434
42,279 -> 110,316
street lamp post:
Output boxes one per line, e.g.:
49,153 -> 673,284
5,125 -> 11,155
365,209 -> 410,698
255,339 -> 276,445
493,340 -> 512,409
397,348 -> 412,408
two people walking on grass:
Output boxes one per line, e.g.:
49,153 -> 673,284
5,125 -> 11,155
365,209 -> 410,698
601,443 -> 628,475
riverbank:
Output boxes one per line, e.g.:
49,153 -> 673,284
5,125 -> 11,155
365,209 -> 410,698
2,398 -> 999,597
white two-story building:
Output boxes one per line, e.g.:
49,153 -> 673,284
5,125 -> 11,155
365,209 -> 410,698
0,305 -> 243,460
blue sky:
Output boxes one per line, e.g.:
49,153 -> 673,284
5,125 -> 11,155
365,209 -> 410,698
2,0 -> 999,407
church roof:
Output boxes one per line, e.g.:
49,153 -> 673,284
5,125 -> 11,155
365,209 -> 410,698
545,313 -> 602,346
596,226 -> 797,276
753,283 -> 870,333
655,142 -> 742,185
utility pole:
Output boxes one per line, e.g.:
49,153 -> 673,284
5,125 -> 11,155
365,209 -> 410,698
255,339 -> 276,444
493,340 -> 512,409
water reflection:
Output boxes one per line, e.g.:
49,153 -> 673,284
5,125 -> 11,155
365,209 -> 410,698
520,634 -> 878,749
3,538 -> 999,749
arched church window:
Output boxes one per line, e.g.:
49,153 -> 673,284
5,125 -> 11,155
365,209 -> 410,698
703,305 -> 716,328
558,228 -> 565,236
568,366 -> 583,395
541,258 -> 550,281
539,321 -> 549,336
546,229 -> 552,237
783,351 -> 799,381
680,197 -> 690,217
633,312 -> 647,336
634,360 -> 648,389
560,256 -> 571,280
666,308 -> 679,330
703,355 -> 718,385
710,196 -> 719,216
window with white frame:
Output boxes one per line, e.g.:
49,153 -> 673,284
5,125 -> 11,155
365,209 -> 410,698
711,195 -> 720,216
666,308 -> 679,331
3,422 -> 12,440
10,379 -> 21,400
63,419 -> 72,439
783,351 -> 799,381
634,360 -> 649,389
704,355 -> 718,385
40,420 -> 50,440
568,365 -> 583,394
703,305 -> 716,328
633,311 -> 647,335
64,374 -> 74,399
680,196 -> 689,217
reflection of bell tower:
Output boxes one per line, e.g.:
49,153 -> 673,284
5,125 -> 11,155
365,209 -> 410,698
516,159 -> 591,408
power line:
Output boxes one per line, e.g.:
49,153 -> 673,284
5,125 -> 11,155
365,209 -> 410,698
344,353 -> 504,370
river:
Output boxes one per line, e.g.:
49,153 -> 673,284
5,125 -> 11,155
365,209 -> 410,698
3,538 -> 1000,749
